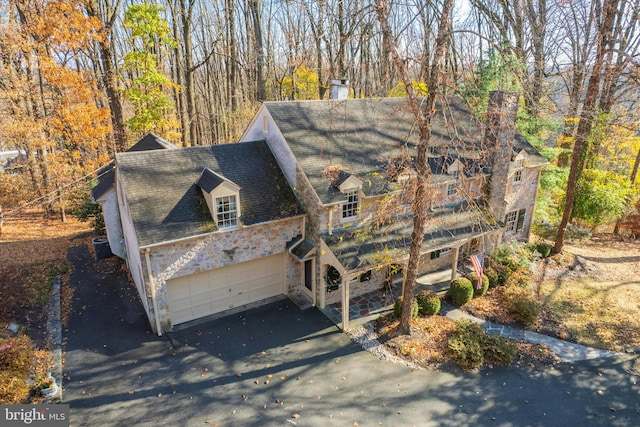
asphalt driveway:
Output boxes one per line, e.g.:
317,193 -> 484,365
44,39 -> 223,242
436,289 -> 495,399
64,244 -> 640,426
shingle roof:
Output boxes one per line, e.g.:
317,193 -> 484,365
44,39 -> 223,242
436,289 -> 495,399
196,168 -> 232,193
264,97 -> 546,204
116,140 -> 303,247
324,204 -> 499,272
90,133 -> 178,202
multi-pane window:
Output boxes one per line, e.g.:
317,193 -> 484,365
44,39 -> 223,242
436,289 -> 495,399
215,195 -> 237,229
447,183 -> 457,196
505,209 -> 526,233
342,189 -> 359,219
513,169 -> 523,183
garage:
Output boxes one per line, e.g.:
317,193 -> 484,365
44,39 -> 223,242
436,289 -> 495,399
166,253 -> 285,325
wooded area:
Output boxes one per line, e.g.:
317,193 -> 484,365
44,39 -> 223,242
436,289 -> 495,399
0,0 -> 639,251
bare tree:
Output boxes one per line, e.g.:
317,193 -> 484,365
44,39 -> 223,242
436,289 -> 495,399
375,0 -> 453,335
554,0 -> 620,254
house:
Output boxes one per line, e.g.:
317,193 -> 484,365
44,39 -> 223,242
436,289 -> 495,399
240,87 -> 547,329
113,139 -> 304,333
104,87 -> 546,334
91,133 -> 178,259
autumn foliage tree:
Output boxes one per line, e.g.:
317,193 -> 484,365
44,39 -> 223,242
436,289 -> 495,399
0,0 -> 110,212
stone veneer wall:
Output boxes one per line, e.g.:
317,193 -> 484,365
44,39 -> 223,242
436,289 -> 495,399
144,217 -> 303,330
417,252 -> 453,275
286,255 -> 302,296
504,165 -> 541,241
325,267 -> 386,305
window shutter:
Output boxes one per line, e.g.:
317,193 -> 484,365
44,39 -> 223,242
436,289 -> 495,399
516,209 -> 526,232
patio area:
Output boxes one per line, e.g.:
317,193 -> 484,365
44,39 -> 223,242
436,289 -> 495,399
320,269 -> 453,327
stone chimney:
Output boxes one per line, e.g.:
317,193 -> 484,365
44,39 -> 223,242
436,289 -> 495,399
330,79 -> 349,100
485,91 -> 519,222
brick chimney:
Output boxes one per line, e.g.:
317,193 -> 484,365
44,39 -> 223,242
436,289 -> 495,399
485,91 -> 519,222
330,79 -> 349,100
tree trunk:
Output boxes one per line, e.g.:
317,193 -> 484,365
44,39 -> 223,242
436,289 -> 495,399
375,0 -> 453,335
249,0 -> 265,101
554,0 -> 619,254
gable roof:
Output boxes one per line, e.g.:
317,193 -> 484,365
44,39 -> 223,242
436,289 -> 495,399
90,133 -> 177,202
196,168 -> 239,193
263,97 -> 546,204
116,140 -> 303,247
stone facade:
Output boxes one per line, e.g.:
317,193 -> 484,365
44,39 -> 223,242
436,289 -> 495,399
142,217 -> 303,330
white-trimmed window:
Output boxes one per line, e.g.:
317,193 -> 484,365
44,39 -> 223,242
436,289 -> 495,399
505,209 -> 526,233
513,169 -> 523,183
342,189 -> 359,219
447,183 -> 457,196
216,195 -> 238,229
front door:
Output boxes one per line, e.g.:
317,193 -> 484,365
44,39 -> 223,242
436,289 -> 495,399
304,259 -> 313,294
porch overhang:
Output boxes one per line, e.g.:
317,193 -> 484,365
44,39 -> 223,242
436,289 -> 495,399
322,205 -> 500,331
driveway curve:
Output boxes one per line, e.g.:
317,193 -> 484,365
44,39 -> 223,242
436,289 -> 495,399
64,244 -> 640,426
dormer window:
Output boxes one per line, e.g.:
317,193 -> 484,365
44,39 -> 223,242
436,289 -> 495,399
197,168 -> 241,231
451,170 -> 460,179
342,188 -> 359,219
215,195 -> 238,229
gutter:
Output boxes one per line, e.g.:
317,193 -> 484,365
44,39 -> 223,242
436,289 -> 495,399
144,248 -> 163,336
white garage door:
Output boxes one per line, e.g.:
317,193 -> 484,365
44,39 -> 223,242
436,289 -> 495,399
166,254 -> 284,325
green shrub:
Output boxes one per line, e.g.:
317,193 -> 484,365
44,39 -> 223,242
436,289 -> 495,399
484,268 -> 499,288
502,286 -> 540,326
449,277 -> 474,305
482,334 -> 517,365
0,371 -> 30,404
0,335 -> 35,377
447,320 -> 517,370
466,272 -> 490,296
490,240 -> 535,275
393,296 -> 419,319
416,290 -> 441,316
535,242 -> 552,258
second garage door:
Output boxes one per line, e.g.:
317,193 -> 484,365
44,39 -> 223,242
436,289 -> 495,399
166,253 -> 284,325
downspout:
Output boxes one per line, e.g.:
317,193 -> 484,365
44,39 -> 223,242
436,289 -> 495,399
144,248 -> 163,336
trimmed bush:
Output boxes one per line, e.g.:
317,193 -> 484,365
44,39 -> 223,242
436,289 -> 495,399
484,268 -> 500,288
449,277 -> 474,305
466,272 -> 490,296
416,290 -> 441,316
535,242 -> 552,258
502,285 -> 540,326
393,296 -> 419,319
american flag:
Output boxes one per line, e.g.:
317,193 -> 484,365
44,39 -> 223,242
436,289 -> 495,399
470,253 -> 484,290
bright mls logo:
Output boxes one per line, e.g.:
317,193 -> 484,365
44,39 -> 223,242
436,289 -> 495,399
1,405 -> 69,426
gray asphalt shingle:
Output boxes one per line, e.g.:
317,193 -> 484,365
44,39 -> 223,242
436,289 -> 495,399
265,97 -> 546,204
116,140 -> 303,247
